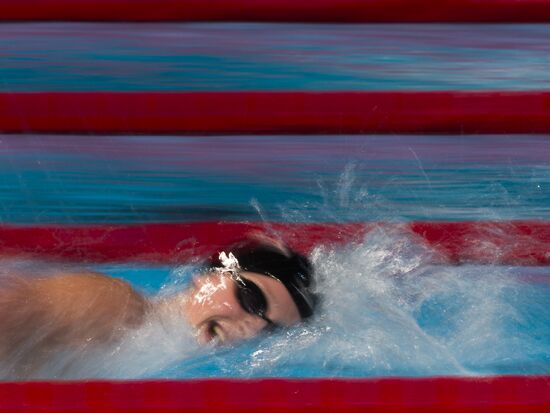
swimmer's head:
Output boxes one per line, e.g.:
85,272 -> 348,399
183,240 -> 317,345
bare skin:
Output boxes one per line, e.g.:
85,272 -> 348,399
0,268 -> 301,377
178,271 -> 300,345
0,272 -> 149,378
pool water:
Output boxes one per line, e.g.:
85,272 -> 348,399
2,227 -> 548,380
94,233 -> 550,380
0,135 -> 548,223
0,23 -> 549,380
2,24 -> 550,91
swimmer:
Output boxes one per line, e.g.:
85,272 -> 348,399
0,239 -> 316,377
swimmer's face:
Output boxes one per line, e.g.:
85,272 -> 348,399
184,271 -> 301,345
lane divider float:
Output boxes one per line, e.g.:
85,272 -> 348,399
0,221 -> 548,265
0,377 -> 548,413
2,92 -> 550,135
3,0 -> 550,23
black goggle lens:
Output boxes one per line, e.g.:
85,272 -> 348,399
235,277 -> 274,325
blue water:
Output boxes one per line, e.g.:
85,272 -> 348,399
94,258 -> 550,379
1,24 -> 550,91
0,135 -> 548,224
0,23 -> 549,379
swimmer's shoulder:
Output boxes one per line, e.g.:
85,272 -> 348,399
34,271 -> 151,330
0,271 -> 151,378
38,271 -> 139,297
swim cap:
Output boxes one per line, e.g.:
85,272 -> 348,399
206,240 -> 317,319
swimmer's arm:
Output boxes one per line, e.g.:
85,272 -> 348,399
37,271 -> 150,342
0,272 -> 150,366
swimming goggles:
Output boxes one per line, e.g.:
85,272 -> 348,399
216,251 -> 277,327
232,275 -> 276,327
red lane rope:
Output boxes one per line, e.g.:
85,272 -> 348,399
0,221 -> 548,265
3,0 -> 550,22
2,92 -> 550,135
0,377 -> 549,413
